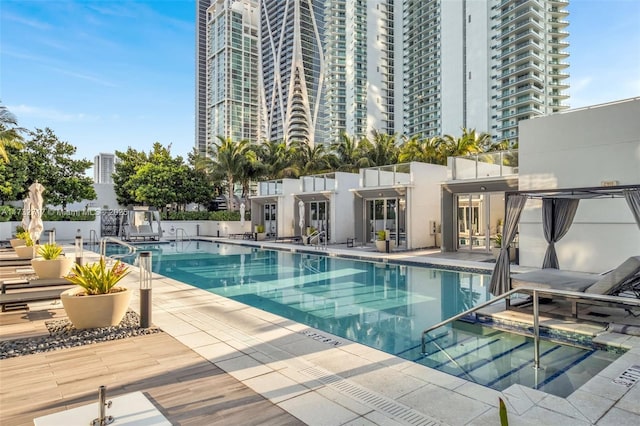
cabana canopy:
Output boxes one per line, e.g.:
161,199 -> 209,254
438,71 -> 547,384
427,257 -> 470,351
489,184 -> 640,296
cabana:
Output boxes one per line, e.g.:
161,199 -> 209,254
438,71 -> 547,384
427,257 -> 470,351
489,184 -> 640,296
119,207 -> 163,241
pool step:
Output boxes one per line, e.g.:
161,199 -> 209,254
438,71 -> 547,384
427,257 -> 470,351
418,321 -> 619,397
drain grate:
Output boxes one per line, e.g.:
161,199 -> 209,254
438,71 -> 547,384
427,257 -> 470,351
300,366 -> 441,426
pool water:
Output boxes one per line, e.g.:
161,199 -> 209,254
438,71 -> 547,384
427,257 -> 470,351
111,241 -> 621,397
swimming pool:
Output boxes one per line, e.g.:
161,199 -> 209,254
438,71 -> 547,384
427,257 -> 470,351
112,241 -> 621,397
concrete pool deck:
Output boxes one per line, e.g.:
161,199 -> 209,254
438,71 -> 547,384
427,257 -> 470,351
2,240 -> 640,425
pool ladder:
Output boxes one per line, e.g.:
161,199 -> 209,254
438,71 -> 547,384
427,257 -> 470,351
307,230 -> 327,250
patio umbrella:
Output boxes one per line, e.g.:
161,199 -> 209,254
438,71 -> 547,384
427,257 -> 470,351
240,203 -> 246,228
28,181 -> 45,244
21,197 -> 30,231
298,200 -> 305,236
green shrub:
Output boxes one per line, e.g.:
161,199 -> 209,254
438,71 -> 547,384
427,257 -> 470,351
0,205 -> 14,222
208,210 -> 242,221
377,230 -> 387,241
38,243 -> 63,260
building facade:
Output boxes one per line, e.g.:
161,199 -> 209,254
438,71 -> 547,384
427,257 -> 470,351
403,0 -> 570,141
198,0 -> 570,152
196,0 -> 212,155
205,0 -> 261,147
93,153 -> 115,184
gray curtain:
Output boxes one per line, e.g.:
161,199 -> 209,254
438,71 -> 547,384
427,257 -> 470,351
489,194 -> 528,296
624,189 -> 640,230
542,198 -> 579,269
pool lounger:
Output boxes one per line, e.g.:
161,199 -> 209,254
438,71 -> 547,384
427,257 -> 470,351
509,256 -> 640,314
1,278 -> 75,311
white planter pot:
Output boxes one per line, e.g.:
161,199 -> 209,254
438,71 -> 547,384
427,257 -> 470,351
31,257 -> 74,279
10,238 -> 25,249
256,232 -> 266,241
61,287 -> 132,330
14,245 -> 38,258
375,240 -> 395,252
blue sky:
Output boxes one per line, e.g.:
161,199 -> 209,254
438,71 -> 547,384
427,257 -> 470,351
1,0 -> 639,165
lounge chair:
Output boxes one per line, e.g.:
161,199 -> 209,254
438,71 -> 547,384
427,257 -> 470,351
1,277 -> 74,311
509,256 -> 640,315
511,256 -> 640,296
0,258 -> 33,267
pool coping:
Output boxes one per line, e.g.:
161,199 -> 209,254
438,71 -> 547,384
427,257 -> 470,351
120,240 -> 640,424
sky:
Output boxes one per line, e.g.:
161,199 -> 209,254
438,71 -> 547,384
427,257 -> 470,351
1,0 -> 639,167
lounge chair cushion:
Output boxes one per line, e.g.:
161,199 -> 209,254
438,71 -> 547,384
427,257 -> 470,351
585,256 -> 640,295
511,269 -> 599,292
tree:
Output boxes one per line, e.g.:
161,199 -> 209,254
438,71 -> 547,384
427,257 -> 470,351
290,140 -> 333,176
367,130 -> 399,166
256,139 -> 297,179
441,128 -> 489,158
398,135 -> 445,165
113,147 -> 149,206
209,136 -> 251,210
0,143 -> 28,204
330,132 -> 372,172
0,104 -> 26,163
23,128 -> 95,210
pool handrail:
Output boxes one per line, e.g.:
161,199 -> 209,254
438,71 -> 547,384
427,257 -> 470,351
99,237 -> 137,261
421,286 -> 640,369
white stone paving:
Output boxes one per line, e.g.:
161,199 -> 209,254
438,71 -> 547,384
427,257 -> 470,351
105,239 -> 640,425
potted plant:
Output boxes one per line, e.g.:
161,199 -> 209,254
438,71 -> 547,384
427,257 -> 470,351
492,233 -> 503,258
10,226 -> 26,249
14,231 -> 39,258
255,224 -> 266,241
61,257 -> 132,329
30,243 -> 74,279
375,230 -> 394,252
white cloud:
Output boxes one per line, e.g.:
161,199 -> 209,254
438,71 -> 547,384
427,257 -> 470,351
48,67 -> 117,88
8,104 -> 99,123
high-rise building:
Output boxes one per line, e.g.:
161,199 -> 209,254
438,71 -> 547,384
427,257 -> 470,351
196,0 -> 212,155
198,0 -> 569,150
94,153 -> 115,184
260,0 -> 327,146
403,0 -> 570,141
205,0 -> 261,146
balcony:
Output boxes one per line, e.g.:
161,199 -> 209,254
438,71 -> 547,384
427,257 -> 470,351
301,173 -> 337,192
258,180 -> 284,196
448,150 -> 519,181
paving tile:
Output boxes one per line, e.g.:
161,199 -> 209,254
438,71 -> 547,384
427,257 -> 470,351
243,371 -> 311,404
277,391 -> 360,426
567,389 -> 615,424
615,383 -> 640,415
215,353 -> 275,381
537,393 -> 590,422
580,374 -> 631,401
175,330 -> 221,348
397,383 -> 491,425
455,381 -> 503,406
517,406 -> 590,425
596,407 -> 640,426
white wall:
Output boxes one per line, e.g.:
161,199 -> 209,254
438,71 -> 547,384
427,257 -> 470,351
518,98 -> 640,272
408,162 -> 447,249
330,172 -> 360,243
440,0 -> 464,135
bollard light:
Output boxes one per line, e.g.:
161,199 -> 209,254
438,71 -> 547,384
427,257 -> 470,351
48,228 -> 56,245
139,251 -> 152,328
75,235 -> 83,266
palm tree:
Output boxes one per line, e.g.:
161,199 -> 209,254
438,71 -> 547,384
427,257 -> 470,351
256,139 -> 297,179
398,135 -> 444,165
0,104 -> 26,163
330,132 -> 373,172
368,130 -> 399,166
290,141 -> 333,176
441,128 -> 489,159
209,136 -> 251,210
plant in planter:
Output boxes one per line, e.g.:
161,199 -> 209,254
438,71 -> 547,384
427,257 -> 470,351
254,224 -> 266,241
375,230 -> 395,252
492,233 -> 503,258
10,226 -> 26,249
30,243 -> 74,279
13,231 -> 38,258
61,257 -> 132,329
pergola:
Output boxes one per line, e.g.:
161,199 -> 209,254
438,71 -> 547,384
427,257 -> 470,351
488,184 -> 640,296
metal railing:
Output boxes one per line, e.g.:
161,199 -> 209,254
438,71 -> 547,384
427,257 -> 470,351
175,227 -> 189,242
89,229 -> 99,246
421,286 -> 640,370
99,237 -> 137,261
307,230 -> 327,250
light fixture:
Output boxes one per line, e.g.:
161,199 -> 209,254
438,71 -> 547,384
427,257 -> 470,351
480,186 -> 486,191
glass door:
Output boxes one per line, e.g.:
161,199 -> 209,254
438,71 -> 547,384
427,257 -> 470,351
456,192 -> 505,252
364,198 -> 406,248
264,203 -> 277,237
307,201 -> 329,240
